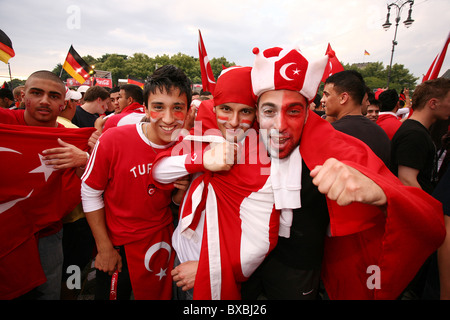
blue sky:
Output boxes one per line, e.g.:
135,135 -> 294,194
1,0 -> 449,84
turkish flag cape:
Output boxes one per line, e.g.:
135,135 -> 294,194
0,124 -> 94,299
321,43 -> 344,83
300,111 -> 445,299
152,103 -> 278,300
198,29 -> 216,94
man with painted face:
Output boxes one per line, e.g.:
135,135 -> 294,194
241,46 -> 445,300
81,65 -> 191,300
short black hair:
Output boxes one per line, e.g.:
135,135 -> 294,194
110,86 -> 120,94
0,88 -> 14,100
378,89 -> 399,112
119,84 -> 144,105
144,65 -> 192,108
325,70 -> 366,105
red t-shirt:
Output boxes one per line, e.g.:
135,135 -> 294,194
82,123 -> 174,246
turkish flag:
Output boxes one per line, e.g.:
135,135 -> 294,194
123,226 -> 175,300
422,31 -> 450,82
198,29 -> 216,94
321,43 -> 344,82
0,124 -> 95,299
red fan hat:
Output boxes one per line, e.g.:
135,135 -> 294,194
251,46 -> 329,102
214,66 -> 256,108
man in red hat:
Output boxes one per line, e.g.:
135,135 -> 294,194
241,46 -> 445,300
152,66 -> 280,300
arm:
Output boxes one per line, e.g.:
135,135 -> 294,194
310,158 -> 387,207
42,128 -> 102,176
81,182 -> 121,275
397,165 -> 422,189
171,260 -> 198,291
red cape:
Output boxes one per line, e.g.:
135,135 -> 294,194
301,111 -> 445,299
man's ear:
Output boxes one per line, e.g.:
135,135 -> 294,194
340,92 -> 349,105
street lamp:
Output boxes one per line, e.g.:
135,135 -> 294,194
382,0 -> 415,87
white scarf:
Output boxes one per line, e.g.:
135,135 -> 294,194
270,148 -> 302,238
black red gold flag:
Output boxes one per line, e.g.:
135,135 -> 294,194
127,76 -> 145,88
0,29 -> 15,64
62,45 -> 91,84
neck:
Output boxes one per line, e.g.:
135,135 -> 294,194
81,102 -> 98,114
24,110 -> 57,127
336,104 -> 362,120
409,110 -> 434,129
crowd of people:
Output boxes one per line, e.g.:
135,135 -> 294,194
0,45 -> 449,301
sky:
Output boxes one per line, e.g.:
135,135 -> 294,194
0,0 -> 449,85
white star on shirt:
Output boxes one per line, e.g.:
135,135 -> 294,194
293,68 -> 301,75
156,268 -> 167,280
29,153 -> 57,182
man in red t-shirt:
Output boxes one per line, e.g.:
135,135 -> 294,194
102,84 -> 146,132
0,70 -> 94,299
81,65 -> 192,300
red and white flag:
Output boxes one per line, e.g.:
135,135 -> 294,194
198,29 -> 216,94
321,43 -> 344,83
422,31 -> 450,82
0,124 -> 94,299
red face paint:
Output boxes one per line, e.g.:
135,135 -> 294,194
217,115 -> 228,124
173,111 -> 185,121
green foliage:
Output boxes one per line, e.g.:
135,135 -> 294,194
52,52 -> 236,88
51,51 -> 418,93
342,61 -> 419,91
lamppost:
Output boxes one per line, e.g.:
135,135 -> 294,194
382,0 -> 415,87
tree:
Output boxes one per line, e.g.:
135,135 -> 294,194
52,51 -> 236,88
342,61 -> 419,91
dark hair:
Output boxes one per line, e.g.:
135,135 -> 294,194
144,65 -> 192,108
110,86 -> 120,94
119,84 -> 144,105
378,89 -> 399,112
83,86 -> 110,102
0,88 -> 14,100
412,78 -> 450,111
325,70 -> 366,105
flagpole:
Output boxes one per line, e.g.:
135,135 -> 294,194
8,62 -> 12,83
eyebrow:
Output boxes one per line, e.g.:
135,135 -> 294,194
150,101 -> 186,106
29,87 -> 63,97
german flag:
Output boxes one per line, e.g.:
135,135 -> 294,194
0,29 -> 15,64
62,45 -> 91,84
127,76 -> 145,88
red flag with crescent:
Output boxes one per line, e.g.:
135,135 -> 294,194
122,227 -> 175,299
321,43 -> 344,82
0,123 -> 94,299
198,30 -> 216,94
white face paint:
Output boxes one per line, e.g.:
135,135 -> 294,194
257,90 -> 308,159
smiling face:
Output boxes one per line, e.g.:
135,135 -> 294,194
214,102 -> 256,142
23,77 -> 65,127
257,89 -> 308,159
145,86 -> 188,145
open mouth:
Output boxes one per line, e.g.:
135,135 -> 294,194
270,135 -> 290,149
160,125 -> 176,133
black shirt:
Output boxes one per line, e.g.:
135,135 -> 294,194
332,115 -> 391,166
390,119 -> 436,194
72,105 -> 99,128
